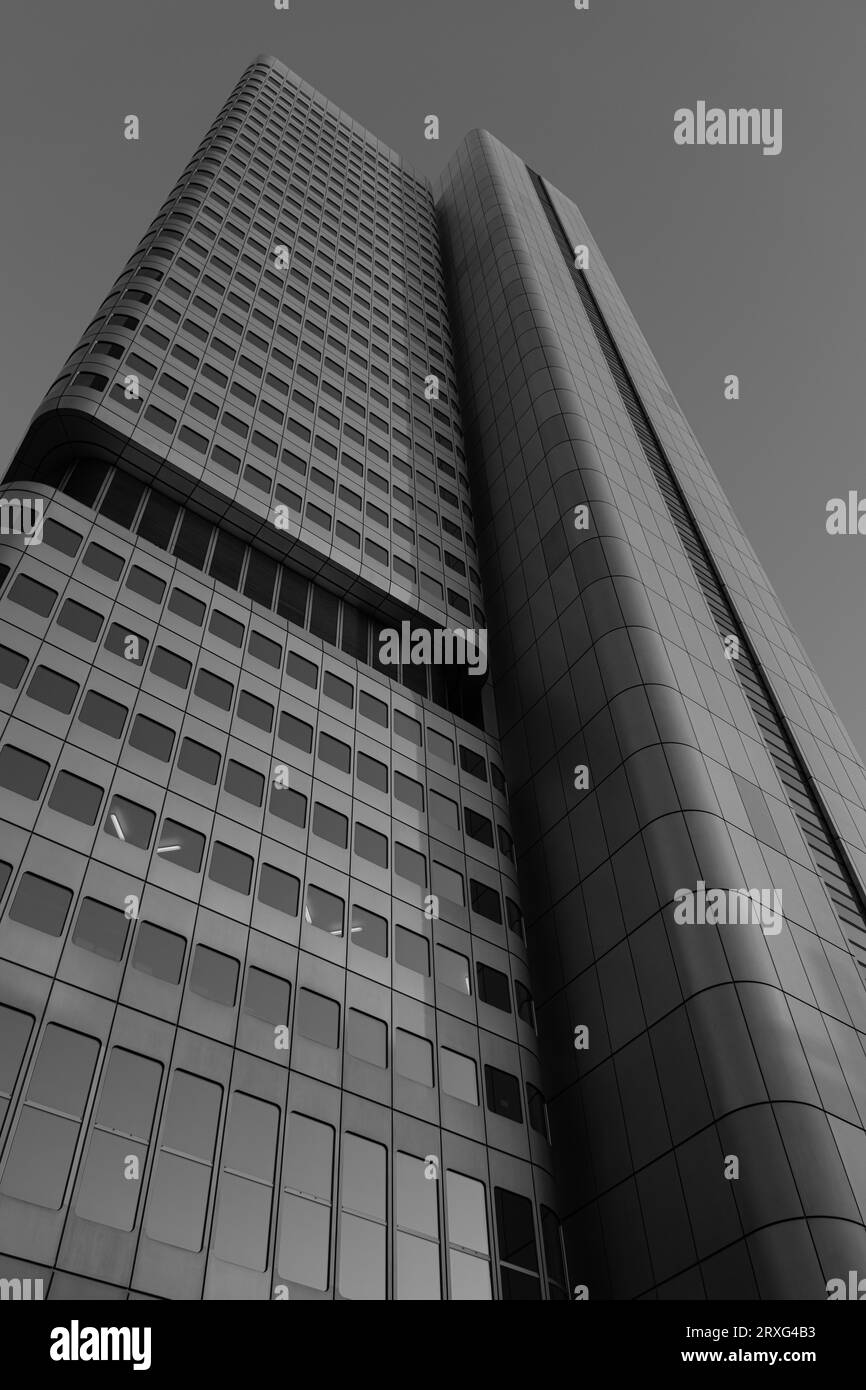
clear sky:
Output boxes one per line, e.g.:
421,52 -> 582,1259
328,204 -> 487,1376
3,0 -> 865,755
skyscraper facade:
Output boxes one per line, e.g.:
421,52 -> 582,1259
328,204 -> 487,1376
1,55 -> 865,1303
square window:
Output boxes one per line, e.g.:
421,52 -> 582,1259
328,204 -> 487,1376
394,842 -> 426,888
129,714 -> 175,762
0,645 -> 28,689
436,945 -> 471,996
151,646 -> 192,688
224,760 -> 265,806
357,752 -> 388,792
465,809 -> 494,846
49,771 -> 103,824
106,623 -> 148,665
470,880 -> 502,924
347,1010 -> 388,1068
318,732 -> 351,773
104,795 -> 155,849
244,967 -> 290,1025
189,943 -> 239,1005
257,863 -> 300,916
484,1066 -> 523,1124
168,589 -> 205,626
237,691 -> 273,731
178,737 -> 220,784
395,925 -> 429,976
459,745 -> 487,782
209,610 -> 244,647
395,772 -> 424,812
10,575 -> 58,618
396,1029 -> 433,1087
296,988 -> 340,1048
194,669 -> 233,710
350,905 -> 388,956
208,841 -> 253,895
279,711 -> 313,753
132,921 -> 185,984
9,873 -> 72,937
58,599 -> 103,642
354,822 -> 388,869
312,802 -> 348,848
0,745 -> 50,800
441,1048 -> 478,1106
359,691 -> 387,727
323,672 -> 353,708
126,566 -> 166,604
158,819 -> 205,872
72,897 -> 129,961
78,690 -> 127,739
249,631 -> 281,668
305,883 -> 344,936
83,543 -> 124,580
477,963 -> 512,1013
26,666 -> 79,714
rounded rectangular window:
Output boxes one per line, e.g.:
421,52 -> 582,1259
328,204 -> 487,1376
189,944 -> 239,1005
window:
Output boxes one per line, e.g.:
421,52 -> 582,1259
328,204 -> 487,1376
9,575 -> 58,617
178,737 -> 221,785
394,711 -> 421,747
395,925 -> 429,976
209,610 -> 244,646
194,668 -> 233,711
168,588 -> 205,626
349,904 -> 387,957
395,772 -> 424,812
485,1066 -> 523,1124
465,808 -> 494,847
286,651 -> 317,688
249,631 -> 281,668
495,1188 -> 540,1299
441,1048 -> 478,1106
224,761 -> 265,806
305,884 -> 344,937
78,690 -> 127,739
58,599 -> 103,642
75,1049 -> 162,1231
541,1207 -> 568,1299
278,711 -> 313,753
145,1070 -> 222,1251
319,732 -> 351,773
104,794 -> 155,849
49,772 -> 103,825
357,752 -> 388,792
296,988 -> 340,1048
0,745 -> 50,799
42,519 -> 82,556
237,690 -> 273,731
26,666 -> 79,714
338,1137 -> 387,1300
436,945 -> 471,996
354,822 -> 388,868
212,1092 -> 280,1270
477,963 -> 511,1013
359,691 -> 387,727
257,863 -> 300,917
268,784 -> 308,827
151,646 -> 191,688
126,566 -> 165,604
323,672 -> 353,708
72,897 -> 129,961
132,922 -> 185,985
432,860 -> 465,906
394,843 -> 426,888
471,879 -> 502,924
395,1152 -> 441,1300
396,1029 -> 433,1087
447,1172 -> 491,1300
83,543 -> 124,580
0,1005 -> 33,1129
515,982 -> 536,1030
347,1010 -> 388,1068
208,841 -> 253,895
189,944 -> 239,1005
527,1084 -> 549,1140
313,802 -> 348,848
428,730 -> 455,764
244,968 -> 291,1025
278,1115 -> 334,1290
157,819 -> 205,872
8,872 -> 72,937
0,1025 -> 99,1209
0,645 -> 28,689
129,714 -> 175,762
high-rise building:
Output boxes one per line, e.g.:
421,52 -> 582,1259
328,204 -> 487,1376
1,56 -> 865,1303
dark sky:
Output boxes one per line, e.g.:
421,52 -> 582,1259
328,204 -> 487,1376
3,0 -> 865,755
